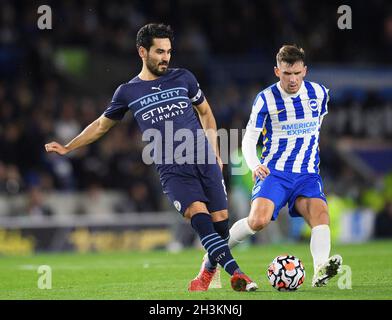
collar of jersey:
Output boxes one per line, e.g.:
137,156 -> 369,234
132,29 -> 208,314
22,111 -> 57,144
133,69 -> 174,83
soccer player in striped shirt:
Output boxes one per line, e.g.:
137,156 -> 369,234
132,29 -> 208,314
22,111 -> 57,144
226,45 -> 342,287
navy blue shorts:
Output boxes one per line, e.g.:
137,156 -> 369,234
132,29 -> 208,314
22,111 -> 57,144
251,169 -> 327,221
160,163 -> 228,215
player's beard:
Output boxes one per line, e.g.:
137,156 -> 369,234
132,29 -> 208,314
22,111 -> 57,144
146,56 -> 169,77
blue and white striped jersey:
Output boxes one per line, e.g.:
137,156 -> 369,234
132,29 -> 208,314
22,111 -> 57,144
247,80 -> 329,174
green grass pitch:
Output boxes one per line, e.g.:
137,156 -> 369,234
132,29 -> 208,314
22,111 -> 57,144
0,240 -> 391,300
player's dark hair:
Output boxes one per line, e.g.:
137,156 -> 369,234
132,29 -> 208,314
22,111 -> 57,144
276,45 -> 305,66
136,23 -> 174,50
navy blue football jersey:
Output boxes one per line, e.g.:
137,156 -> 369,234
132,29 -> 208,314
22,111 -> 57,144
104,68 -> 213,170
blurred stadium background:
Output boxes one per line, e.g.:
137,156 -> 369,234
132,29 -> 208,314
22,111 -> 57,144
0,0 -> 391,257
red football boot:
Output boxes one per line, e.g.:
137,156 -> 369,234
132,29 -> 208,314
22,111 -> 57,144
188,257 -> 217,292
230,271 -> 258,292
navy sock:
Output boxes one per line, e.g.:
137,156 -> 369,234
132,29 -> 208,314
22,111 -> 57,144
213,219 -> 230,242
191,213 -> 239,276
205,219 -> 230,270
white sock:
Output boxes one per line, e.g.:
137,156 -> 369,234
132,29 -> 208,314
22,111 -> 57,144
310,224 -> 331,274
228,218 -> 256,249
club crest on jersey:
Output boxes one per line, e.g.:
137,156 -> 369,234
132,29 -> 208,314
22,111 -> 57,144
173,200 -> 181,212
252,185 -> 261,195
308,99 -> 318,111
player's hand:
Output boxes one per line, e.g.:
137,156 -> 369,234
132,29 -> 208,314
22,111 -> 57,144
252,164 -> 270,182
44,141 -> 69,155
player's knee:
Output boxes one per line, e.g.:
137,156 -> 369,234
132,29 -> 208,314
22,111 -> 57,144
248,213 -> 271,231
248,200 -> 274,231
184,201 -> 209,219
310,210 -> 329,226
211,209 -> 228,222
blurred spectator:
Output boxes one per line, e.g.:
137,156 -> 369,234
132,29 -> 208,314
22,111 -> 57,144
0,123 -> 22,166
45,153 -> 76,190
2,164 -> 24,195
168,220 -> 197,252
178,22 -> 209,63
384,13 -> 392,58
115,181 -> 157,213
54,98 -> 81,145
75,182 -> 115,217
0,161 -> 6,193
24,186 -> 54,217
374,202 -> 392,239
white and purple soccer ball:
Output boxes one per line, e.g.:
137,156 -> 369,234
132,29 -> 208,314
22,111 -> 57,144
267,255 -> 305,291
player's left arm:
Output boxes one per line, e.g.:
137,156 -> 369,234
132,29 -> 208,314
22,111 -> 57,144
320,84 -> 330,117
194,99 -> 222,169
242,92 -> 270,181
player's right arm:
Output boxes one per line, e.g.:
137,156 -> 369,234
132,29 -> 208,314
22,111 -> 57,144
242,93 -> 270,181
45,115 -> 118,155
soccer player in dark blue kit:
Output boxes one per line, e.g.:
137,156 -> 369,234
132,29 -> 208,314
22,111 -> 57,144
45,23 -> 257,292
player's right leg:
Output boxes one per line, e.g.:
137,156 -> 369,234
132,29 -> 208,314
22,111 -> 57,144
228,172 -> 288,249
191,209 -> 228,290
228,197 -> 275,248
159,166 -> 234,291
217,173 -> 288,289
199,209 -> 256,290
202,209 -> 230,289
294,195 -> 342,287
312,254 -> 343,287
185,202 -> 257,292
210,198 -> 273,291
189,162 -> 257,291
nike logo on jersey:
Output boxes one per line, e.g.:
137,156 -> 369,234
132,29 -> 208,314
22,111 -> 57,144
271,109 -> 285,115
151,84 -> 162,91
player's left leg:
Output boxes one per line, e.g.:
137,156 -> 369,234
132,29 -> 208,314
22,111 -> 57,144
189,163 -> 257,291
201,208 -> 262,290
186,203 -> 257,292
199,209 -> 230,289
192,163 -> 230,288
228,170 -> 290,249
295,196 -> 342,287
